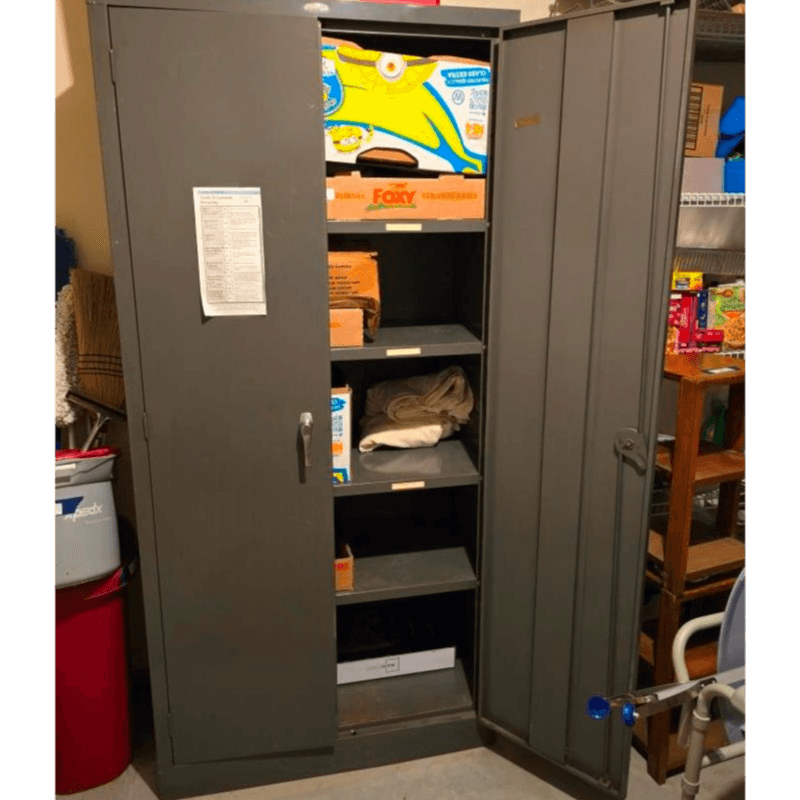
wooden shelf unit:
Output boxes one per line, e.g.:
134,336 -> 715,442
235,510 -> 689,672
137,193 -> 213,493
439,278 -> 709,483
640,354 -> 744,784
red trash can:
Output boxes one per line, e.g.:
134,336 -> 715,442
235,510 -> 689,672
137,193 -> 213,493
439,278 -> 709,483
56,559 -> 137,794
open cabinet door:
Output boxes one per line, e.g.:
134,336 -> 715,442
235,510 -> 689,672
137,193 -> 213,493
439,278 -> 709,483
480,0 -> 696,794
102,6 -> 336,766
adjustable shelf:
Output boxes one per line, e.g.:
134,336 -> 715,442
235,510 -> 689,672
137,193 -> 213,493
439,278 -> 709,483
694,9 -> 745,62
677,195 -> 744,250
331,324 -> 483,362
673,248 -> 744,278
655,443 -> 745,488
328,220 -> 488,235
680,193 -> 745,207
647,530 -> 744,584
336,547 -> 477,606
333,440 -> 480,497
337,658 -> 472,731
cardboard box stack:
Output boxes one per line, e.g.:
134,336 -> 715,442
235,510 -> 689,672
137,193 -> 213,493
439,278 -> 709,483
328,251 -> 381,347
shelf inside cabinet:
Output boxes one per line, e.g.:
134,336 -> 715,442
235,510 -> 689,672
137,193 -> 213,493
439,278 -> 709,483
639,631 -> 717,680
337,657 -> 473,731
655,442 -> 745,488
677,195 -> 744,251
334,440 -> 480,497
328,220 -> 487,235
647,531 -> 744,584
336,547 -> 476,606
332,324 -> 483,362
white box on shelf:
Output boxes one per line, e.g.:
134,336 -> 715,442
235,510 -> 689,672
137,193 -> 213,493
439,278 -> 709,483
337,647 -> 455,685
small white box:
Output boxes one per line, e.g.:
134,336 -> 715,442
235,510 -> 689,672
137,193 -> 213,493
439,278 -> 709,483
337,647 -> 455,685
682,157 -> 724,193
331,386 -> 352,484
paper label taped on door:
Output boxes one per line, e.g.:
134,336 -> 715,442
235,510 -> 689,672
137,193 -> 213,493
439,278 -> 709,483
193,188 -> 267,316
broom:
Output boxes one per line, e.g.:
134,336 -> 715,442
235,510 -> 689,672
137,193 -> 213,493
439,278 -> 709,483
70,269 -> 125,409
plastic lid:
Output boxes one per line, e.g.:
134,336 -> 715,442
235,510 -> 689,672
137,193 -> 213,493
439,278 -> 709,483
56,447 -> 119,461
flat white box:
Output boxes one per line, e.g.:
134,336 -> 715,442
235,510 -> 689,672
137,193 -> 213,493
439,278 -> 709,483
337,647 -> 455,685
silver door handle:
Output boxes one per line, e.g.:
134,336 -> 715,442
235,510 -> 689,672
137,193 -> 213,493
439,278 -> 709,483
299,412 -> 313,468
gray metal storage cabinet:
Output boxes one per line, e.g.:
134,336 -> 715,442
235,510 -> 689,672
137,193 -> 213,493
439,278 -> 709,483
87,0 -> 696,797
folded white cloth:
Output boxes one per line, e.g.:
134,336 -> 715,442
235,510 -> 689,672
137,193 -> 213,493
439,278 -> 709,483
56,284 -> 79,427
359,366 -> 473,452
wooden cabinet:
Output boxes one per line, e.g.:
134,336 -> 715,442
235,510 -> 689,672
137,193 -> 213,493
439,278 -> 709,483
87,0 -> 695,797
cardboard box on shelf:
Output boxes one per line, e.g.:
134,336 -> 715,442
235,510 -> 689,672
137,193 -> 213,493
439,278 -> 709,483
685,82 -> 724,158
327,172 -> 485,220
710,283 -> 745,348
335,542 -> 354,592
682,158 -> 724,193
321,38 -> 491,174
329,251 -> 381,340
671,271 -> 704,291
331,387 -> 352,485
330,308 -> 364,348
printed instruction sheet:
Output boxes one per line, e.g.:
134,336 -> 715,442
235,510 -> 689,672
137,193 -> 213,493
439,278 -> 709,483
193,188 -> 267,316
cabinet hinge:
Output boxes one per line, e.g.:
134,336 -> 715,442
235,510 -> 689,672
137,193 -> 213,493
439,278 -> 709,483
108,49 -> 116,84
142,412 -> 149,441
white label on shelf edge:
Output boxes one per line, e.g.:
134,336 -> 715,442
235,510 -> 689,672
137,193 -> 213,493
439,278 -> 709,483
386,347 -> 422,357
326,187 -> 335,201
391,481 -> 426,491
385,223 -> 422,232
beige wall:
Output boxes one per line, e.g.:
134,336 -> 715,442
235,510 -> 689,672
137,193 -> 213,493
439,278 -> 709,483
56,0 -> 112,275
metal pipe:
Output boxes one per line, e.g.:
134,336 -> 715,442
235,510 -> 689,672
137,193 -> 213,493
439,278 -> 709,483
681,683 -> 737,800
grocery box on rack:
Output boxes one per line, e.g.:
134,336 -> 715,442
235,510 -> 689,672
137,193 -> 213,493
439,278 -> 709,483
331,387 -> 352,484
326,172 -> 485,220
335,542 -> 354,592
710,283 -> 745,349
671,271 -> 703,291
321,37 -> 491,174
684,82 -> 724,158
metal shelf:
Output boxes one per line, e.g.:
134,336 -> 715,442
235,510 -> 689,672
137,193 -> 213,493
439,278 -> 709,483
677,195 -> 744,250
336,547 -> 477,606
694,10 -> 745,62
680,193 -> 745,207
328,220 -> 487,235
331,325 -> 483,362
334,440 -> 480,497
673,248 -> 744,277
337,657 -> 472,731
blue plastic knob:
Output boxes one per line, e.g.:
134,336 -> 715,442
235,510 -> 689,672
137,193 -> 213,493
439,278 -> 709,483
586,695 -> 611,721
621,703 -> 637,728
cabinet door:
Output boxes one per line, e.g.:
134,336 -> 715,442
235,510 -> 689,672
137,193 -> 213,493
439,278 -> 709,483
109,7 -> 335,765
481,0 -> 695,794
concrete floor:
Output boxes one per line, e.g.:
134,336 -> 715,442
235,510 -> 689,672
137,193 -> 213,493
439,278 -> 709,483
58,738 -> 744,800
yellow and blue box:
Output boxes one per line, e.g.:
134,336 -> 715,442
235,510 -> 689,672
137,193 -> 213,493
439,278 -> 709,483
331,386 -> 352,484
321,38 -> 491,175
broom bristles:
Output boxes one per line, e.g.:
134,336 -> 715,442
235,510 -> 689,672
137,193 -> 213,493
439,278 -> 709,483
71,269 -> 125,409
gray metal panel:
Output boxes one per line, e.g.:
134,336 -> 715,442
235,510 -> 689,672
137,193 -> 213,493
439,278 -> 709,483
480,23 -> 566,742
108,7 -> 336,765
528,11 -> 614,762
482,1 -> 695,795
89,0 -> 519,31
86,3 -> 175,773
566,4 -> 695,788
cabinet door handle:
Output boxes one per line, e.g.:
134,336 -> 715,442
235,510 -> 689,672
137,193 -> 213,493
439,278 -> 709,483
299,412 -> 314,468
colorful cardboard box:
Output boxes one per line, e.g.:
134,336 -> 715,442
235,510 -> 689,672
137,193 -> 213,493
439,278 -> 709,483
331,387 -> 352,484
327,172 -> 485,220
671,271 -> 704,291
321,38 -> 491,174
710,283 -> 745,348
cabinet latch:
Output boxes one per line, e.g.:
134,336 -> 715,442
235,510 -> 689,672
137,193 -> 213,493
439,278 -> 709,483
613,427 -> 648,473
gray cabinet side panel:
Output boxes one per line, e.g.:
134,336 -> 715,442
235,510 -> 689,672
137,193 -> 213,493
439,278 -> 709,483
566,4 -> 695,788
480,25 -> 565,741
527,12 -> 614,761
86,3 -> 174,772
109,7 -> 336,766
